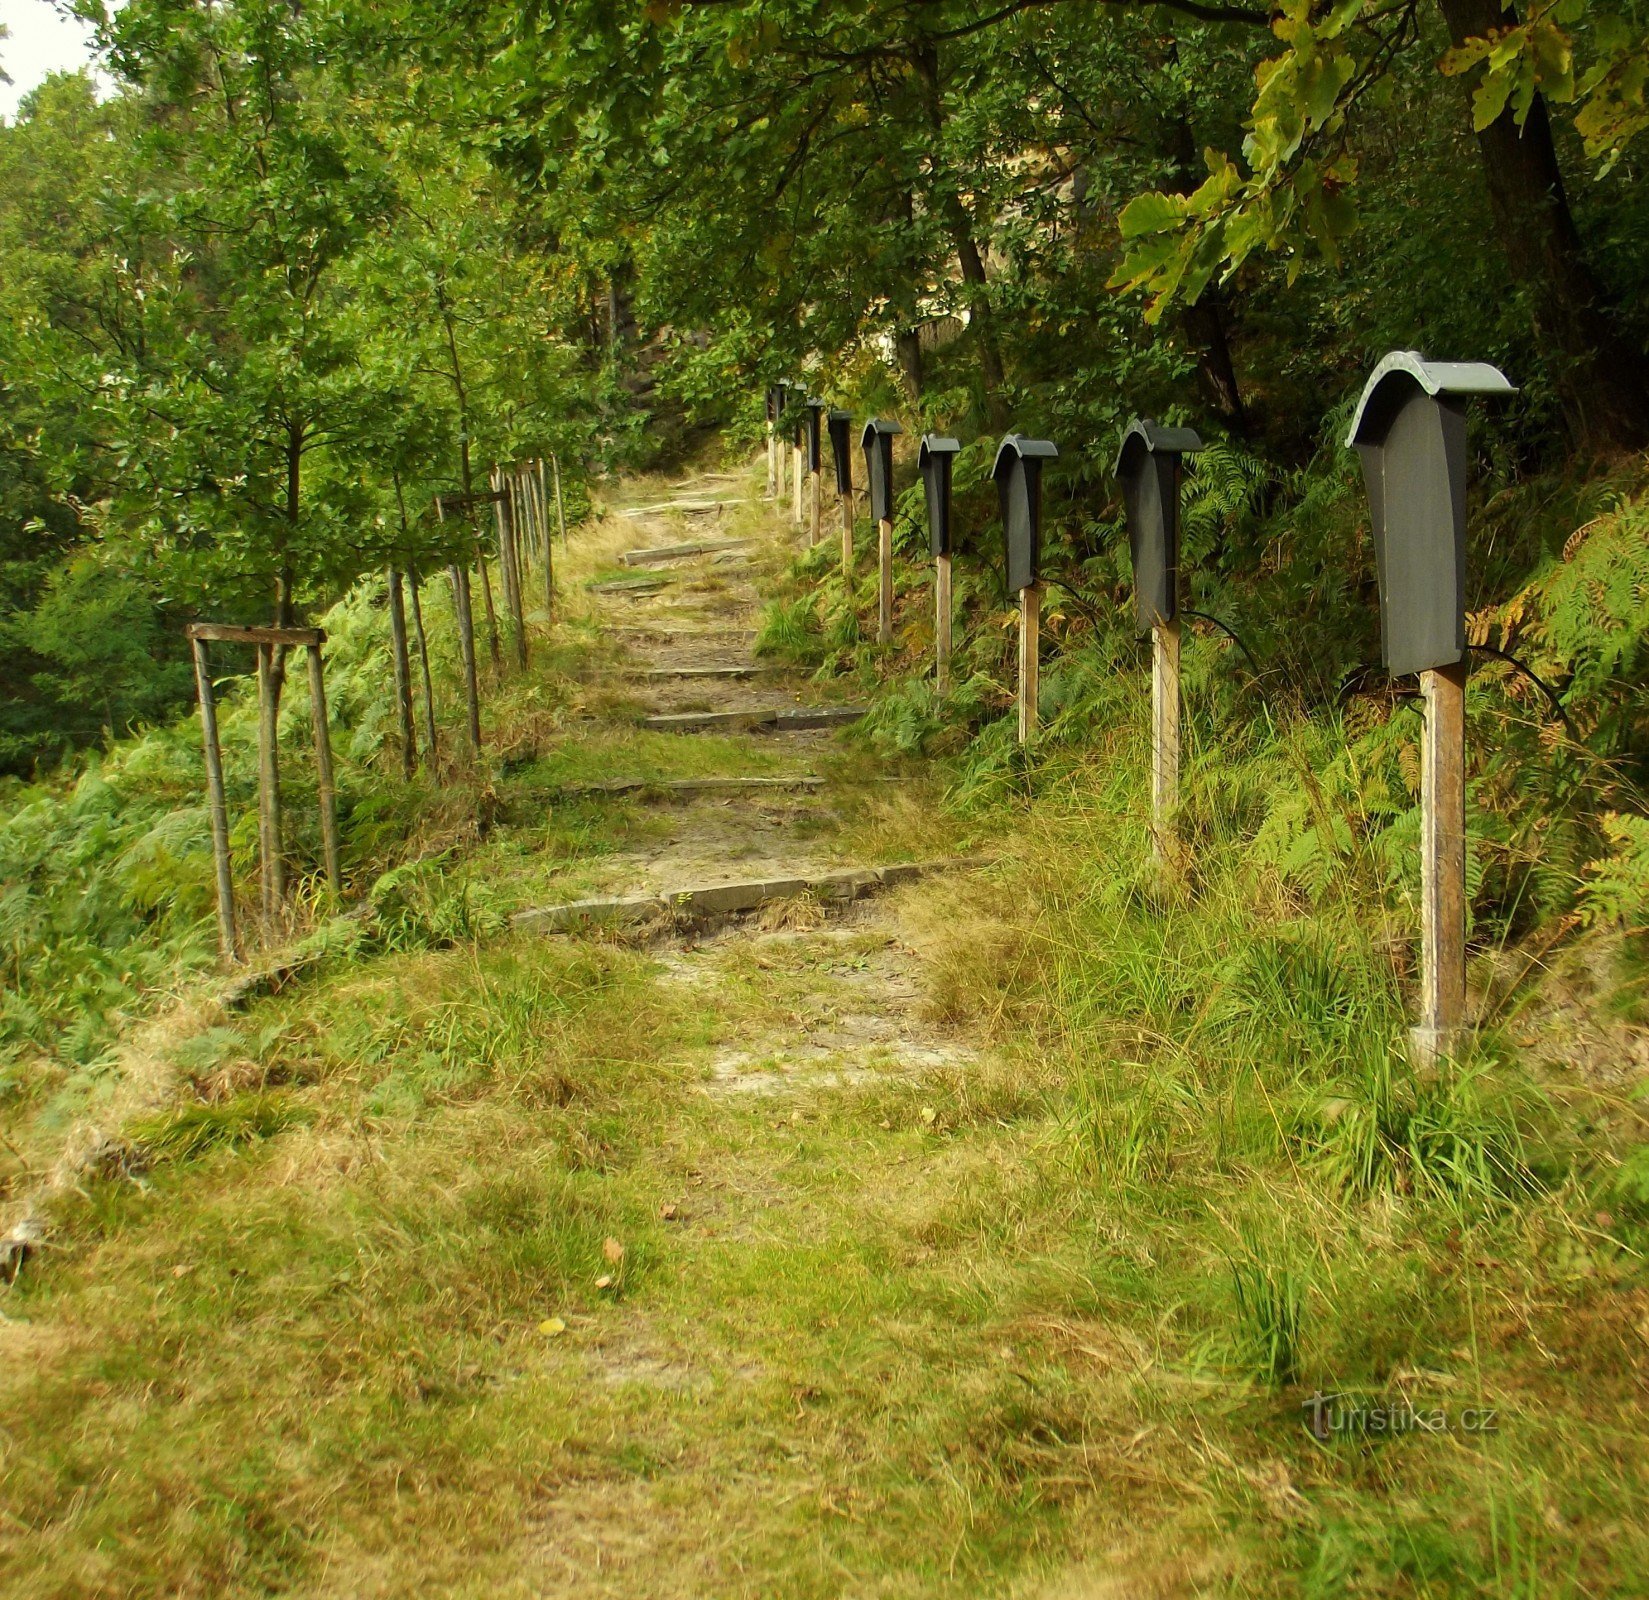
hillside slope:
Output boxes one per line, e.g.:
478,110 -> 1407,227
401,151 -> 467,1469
2,460 -> 1647,1599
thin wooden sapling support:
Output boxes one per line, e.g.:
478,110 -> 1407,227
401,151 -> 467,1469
827,409 -> 855,582
434,494 -> 485,753
186,623 -> 337,956
919,435 -> 961,694
1115,419 -> 1203,866
386,567 -> 417,778
992,434 -> 1059,744
407,569 -> 439,765
189,633 -> 239,961
1347,350 -> 1515,1070
861,417 -> 903,646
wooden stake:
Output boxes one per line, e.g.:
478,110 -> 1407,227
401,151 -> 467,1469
766,427 -> 777,498
877,517 -> 894,646
840,489 -> 855,582
793,444 -> 804,526
408,570 -> 439,767
1018,584 -> 1041,744
1415,659 -> 1468,1068
448,563 -> 481,755
533,463 -> 555,616
810,469 -> 822,545
255,642 -> 284,917
386,567 -> 416,777
550,455 -> 568,546
307,643 -> 342,895
493,469 -> 527,669
935,554 -> 952,694
477,555 -> 503,672
1151,618 -> 1181,864
191,637 -> 238,962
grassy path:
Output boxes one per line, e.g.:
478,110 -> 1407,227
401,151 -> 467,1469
6,461 -> 1646,1599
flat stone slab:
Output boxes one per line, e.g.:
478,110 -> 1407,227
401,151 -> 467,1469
557,775 -> 825,799
589,575 -> 673,595
642,706 -> 866,734
619,499 -> 743,518
631,665 -> 775,681
622,538 -> 751,567
512,859 -> 966,936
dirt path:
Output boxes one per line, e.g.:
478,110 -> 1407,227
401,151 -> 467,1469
562,471 -> 980,1098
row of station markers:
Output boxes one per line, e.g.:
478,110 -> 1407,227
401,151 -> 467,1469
766,350 -> 1516,1069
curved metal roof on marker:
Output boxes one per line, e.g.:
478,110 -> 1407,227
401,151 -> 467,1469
860,417 -> 904,447
919,434 -> 961,467
992,433 -> 1058,480
1346,351 -> 1516,447
1113,418 -> 1203,478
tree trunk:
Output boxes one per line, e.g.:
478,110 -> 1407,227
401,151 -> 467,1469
1171,115 -> 1248,432
913,43 -> 1009,430
896,328 -> 924,403
1438,0 -> 1649,451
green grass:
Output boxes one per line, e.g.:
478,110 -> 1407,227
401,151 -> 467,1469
3,473 -> 1647,1597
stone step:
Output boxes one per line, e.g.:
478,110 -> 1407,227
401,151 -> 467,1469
641,706 -> 866,734
630,665 -> 775,681
513,859 -> 964,936
555,775 -> 824,799
619,498 -> 743,518
622,537 -> 751,567
589,575 -> 673,595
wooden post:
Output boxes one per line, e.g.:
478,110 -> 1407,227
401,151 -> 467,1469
1018,584 -> 1041,744
1151,618 -> 1181,865
493,469 -> 527,669
448,564 -> 481,754
810,468 -> 822,545
792,443 -> 804,526
532,463 -> 555,616
766,424 -> 777,498
190,637 -> 238,962
386,568 -> 416,778
255,643 -> 284,917
307,643 -> 342,895
550,455 -> 568,546
476,554 -> 502,672
935,554 -> 952,694
1415,660 -> 1468,1067
840,489 -> 855,582
408,571 -> 439,767
877,517 -> 894,646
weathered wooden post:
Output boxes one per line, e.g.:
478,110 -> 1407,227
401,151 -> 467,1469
386,567 -> 417,777
805,397 -> 826,545
188,633 -> 238,961
491,466 -> 528,669
1115,420 -> 1203,865
861,417 -> 903,646
828,409 -> 855,581
992,434 -> 1059,744
919,435 -> 961,694
188,623 -> 329,934
254,642 -> 283,916
792,402 -> 806,528
765,385 -> 780,499
306,641 -> 342,895
435,496 -> 482,753
1347,351 -> 1514,1069
407,569 -> 439,765
549,455 -> 568,546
